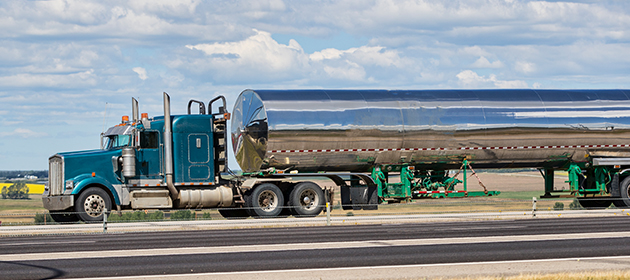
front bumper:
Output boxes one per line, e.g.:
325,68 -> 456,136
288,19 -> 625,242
42,195 -> 74,211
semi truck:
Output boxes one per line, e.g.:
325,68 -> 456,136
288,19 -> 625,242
43,89 -> 630,222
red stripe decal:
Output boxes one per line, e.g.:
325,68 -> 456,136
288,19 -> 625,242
268,144 -> 629,153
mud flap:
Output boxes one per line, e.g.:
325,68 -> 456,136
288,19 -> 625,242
340,185 -> 379,210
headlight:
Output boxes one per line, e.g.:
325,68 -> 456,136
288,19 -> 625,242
65,180 -> 74,190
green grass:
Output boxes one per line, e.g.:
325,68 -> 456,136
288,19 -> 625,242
0,194 -> 45,212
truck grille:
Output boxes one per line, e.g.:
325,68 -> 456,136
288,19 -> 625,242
48,155 -> 64,196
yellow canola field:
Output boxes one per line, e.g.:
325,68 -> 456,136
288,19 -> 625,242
0,183 -> 45,194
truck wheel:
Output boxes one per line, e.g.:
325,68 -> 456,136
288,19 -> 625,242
246,183 -> 284,217
613,177 -> 630,208
75,187 -> 112,222
288,182 -> 325,217
577,198 -> 611,209
218,208 -> 250,219
50,210 -> 79,223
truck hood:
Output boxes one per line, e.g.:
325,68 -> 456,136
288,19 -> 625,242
56,149 -> 122,183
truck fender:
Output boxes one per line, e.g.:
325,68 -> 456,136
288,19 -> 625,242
70,174 -> 121,205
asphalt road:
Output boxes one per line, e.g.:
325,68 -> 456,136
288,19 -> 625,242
2,216 -> 630,279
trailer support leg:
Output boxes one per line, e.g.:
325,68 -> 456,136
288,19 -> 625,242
542,169 -> 554,198
567,164 -> 581,193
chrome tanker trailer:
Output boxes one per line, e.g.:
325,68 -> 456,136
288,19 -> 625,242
233,89 -> 630,208
44,89 -> 630,222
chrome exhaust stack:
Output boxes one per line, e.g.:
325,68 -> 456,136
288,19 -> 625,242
163,92 -> 180,201
132,97 -> 139,123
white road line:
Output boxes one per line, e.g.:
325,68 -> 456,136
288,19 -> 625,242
1,231 -> 629,262
68,255 -> 630,280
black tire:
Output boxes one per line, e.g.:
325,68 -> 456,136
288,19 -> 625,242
75,187 -> 112,222
218,208 -> 250,219
288,182 -> 325,217
50,210 -> 79,223
245,183 -> 284,217
578,198 -> 612,209
613,176 -> 630,208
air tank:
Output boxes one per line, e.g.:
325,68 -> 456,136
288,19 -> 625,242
231,89 -> 630,173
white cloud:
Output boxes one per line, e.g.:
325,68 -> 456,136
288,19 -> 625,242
132,67 -> 148,80
128,0 -> 202,17
180,29 -> 408,84
456,70 -> 528,89
0,128 -> 48,138
0,70 -> 97,88
515,61 -> 536,74
323,61 -> 367,82
471,57 -> 503,68
183,29 -> 308,82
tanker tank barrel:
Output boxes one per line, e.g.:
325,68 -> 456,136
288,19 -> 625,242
231,89 -> 630,173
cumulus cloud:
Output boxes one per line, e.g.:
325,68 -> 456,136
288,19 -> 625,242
133,67 -> 148,80
456,70 -> 528,89
182,29 -> 308,83
179,29 -> 408,84
471,57 -> 503,68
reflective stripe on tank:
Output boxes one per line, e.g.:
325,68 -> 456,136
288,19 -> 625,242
269,144 -> 630,154
414,190 -> 468,194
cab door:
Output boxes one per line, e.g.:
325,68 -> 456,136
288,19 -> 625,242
187,133 -> 211,181
136,130 -> 161,178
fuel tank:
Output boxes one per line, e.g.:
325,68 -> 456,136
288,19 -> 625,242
231,89 -> 630,173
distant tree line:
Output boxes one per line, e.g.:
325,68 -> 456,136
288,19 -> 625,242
1,181 -> 29,199
0,170 -> 47,179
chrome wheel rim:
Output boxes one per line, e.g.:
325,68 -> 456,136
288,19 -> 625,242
258,190 -> 278,212
84,194 -> 105,217
299,189 -> 319,210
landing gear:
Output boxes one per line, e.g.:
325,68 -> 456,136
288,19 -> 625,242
75,187 -> 112,222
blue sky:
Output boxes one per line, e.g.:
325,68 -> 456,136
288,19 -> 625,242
1,0 -> 630,170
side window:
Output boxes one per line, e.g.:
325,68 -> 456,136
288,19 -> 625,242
140,131 -> 159,149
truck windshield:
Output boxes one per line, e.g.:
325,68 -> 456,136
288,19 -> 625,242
105,135 -> 131,149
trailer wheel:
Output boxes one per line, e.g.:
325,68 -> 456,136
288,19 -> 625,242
50,210 -> 79,223
218,208 -> 250,219
288,182 -> 325,217
75,187 -> 112,222
613,176 -> 630,208
246,183 -> 284,217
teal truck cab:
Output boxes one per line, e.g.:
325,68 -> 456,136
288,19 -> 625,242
43,93 -> 234,222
